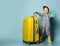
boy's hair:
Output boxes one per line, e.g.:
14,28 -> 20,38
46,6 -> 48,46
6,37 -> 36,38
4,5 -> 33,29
43,6 -> 49,12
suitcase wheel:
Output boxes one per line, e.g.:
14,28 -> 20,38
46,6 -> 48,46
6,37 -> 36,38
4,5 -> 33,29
28,42 -> 31,45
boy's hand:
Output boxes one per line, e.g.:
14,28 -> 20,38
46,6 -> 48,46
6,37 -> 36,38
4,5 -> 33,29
33,11 -> 37,14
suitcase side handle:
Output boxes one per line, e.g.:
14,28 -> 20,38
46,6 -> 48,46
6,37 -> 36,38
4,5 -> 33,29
33,13 -> 39,42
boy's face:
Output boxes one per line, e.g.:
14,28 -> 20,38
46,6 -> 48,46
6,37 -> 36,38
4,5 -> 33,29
43,8 -> 49,14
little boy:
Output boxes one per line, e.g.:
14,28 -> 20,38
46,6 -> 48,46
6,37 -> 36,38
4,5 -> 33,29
33,6 -> 51,43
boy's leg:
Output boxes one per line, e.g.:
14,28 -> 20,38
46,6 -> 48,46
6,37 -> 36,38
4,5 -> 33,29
46,26 -> 51,43
40,27 -> 45,42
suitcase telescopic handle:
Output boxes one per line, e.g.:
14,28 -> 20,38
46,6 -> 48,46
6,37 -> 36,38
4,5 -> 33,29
33,13 -> 37,17
33,13 -> 36,42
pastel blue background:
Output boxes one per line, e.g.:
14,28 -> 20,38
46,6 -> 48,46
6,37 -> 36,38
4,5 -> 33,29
0,0 -> 60,46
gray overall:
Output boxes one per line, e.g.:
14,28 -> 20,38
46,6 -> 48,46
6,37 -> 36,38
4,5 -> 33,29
35,12 -> 50,36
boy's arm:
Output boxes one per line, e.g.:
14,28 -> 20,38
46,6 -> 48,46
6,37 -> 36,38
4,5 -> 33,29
33,11 -> 43,16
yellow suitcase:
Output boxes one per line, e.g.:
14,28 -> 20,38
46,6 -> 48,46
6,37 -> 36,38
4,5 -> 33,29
23,16 -> 39,44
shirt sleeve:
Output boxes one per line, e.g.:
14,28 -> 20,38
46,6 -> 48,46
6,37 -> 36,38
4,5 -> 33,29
35,12 -> 43,17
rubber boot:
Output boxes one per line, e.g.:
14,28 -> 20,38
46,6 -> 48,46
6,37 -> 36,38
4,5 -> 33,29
48,36 -> 52,43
